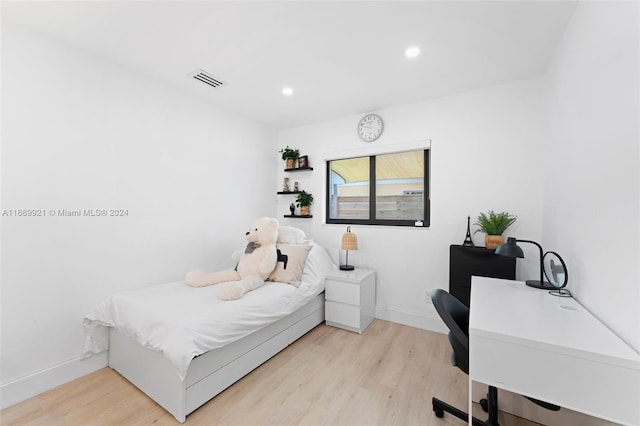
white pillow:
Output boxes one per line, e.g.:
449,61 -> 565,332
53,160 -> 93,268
302,242 -> 336,282
277,225 -> 307,244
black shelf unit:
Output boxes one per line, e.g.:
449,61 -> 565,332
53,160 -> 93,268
449,244 -> 516,307
282,162 -> 312,216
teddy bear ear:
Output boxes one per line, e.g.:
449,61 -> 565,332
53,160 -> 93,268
269,218 -> 279,228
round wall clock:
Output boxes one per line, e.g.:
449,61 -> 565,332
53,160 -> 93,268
358,114 -> 383,142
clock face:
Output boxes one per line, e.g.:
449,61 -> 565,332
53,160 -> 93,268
358,114 -> 383,142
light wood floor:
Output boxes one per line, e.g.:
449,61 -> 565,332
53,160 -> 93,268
1,320 -> 539,426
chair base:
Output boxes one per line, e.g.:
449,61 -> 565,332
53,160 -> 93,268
432,386 -> 499,426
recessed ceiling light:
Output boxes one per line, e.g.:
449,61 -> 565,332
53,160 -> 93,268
405,46 -> 421,59
282,87 -> 294,96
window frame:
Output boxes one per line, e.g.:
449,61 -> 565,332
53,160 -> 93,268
325,149 -> 430,227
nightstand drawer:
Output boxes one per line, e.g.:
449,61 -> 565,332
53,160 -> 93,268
325,301 -> 360,328
325,280 -> 360,305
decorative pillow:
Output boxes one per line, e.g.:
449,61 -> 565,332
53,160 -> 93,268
267,243 -> 312,286
277,226 -> 307,245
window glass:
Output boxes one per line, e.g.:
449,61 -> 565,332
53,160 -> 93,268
326,149 -> 430,227
328,157 -> 370,220
375,151 -> 424,220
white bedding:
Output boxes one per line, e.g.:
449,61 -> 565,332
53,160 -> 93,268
83,242 -> 334,380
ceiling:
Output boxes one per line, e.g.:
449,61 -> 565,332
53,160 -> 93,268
2,1 -> 577,130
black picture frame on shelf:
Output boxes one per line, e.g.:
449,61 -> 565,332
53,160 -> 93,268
298,155 -> 308,168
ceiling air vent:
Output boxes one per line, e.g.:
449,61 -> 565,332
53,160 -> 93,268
188,69 -> 226,89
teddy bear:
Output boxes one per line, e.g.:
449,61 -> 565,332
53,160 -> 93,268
185,217 -> 279,300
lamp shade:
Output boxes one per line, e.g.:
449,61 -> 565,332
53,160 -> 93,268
495,237 -> 524,258
341,227 -> 358,251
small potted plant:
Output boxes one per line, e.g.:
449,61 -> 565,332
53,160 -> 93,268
474,210 -> 517,249
295,191 -> 314,216
280,146 -> 300,169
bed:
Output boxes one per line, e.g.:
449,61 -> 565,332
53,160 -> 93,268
83,235 -> 335,423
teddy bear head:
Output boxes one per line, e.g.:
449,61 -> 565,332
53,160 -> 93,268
245,217 -> 278,246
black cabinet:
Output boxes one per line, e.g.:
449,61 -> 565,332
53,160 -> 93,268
449,245 -> 516,307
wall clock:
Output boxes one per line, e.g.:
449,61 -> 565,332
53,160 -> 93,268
358,114 -> 383,142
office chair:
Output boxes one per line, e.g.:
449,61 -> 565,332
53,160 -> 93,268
431,289 -> 559,426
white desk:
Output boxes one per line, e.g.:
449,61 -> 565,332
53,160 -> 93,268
469,276 -> 640,426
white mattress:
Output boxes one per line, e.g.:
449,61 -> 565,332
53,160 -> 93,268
83,242 -> 334,379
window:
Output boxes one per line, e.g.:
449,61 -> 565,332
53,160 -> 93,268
326,149 -> 430,227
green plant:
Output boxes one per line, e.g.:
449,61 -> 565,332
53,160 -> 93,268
280,146 -> 300,161
295,190 -> 314,207
474,210 -> 517,235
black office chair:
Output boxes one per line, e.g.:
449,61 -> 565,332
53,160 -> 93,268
431,289 -> 559,426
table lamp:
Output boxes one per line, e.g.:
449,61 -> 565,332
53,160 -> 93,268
495,237 -> 554,290
340,226 -> 358,271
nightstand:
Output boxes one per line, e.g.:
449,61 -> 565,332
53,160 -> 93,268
324,268 -> 375,333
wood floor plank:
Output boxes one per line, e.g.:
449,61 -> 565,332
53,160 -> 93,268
1,320 -> 539,426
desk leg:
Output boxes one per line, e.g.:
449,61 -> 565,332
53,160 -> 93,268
469,378 -> 473,425
469,380 -> 500,426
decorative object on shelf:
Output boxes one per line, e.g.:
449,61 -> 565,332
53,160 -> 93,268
283,177 -> 290,192
340,226 -> 358,271
474,210 -> 517,249
293,181 -> 299,192
295,190 -> 313,216
289,203 -> 295,215
280,146 -> 300,169
298,155 -> 309,168
463,215 -> 475,247
495,237 -> 570,296
358,113 -> 383,142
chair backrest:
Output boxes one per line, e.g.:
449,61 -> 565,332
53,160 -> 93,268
431,289 -> 470,375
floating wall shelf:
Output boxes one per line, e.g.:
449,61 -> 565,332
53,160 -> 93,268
284,166 -> 314,172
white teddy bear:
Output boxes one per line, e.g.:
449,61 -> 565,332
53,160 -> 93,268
186,217 -> 279,300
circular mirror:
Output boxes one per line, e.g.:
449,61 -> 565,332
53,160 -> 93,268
543,251 -> 568,289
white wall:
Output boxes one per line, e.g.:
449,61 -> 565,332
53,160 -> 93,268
471,6 -> 639,423
0,21 -> 276,406
278,78 -> 546,329
544,1 -> 639,352
4,0 -> 637,416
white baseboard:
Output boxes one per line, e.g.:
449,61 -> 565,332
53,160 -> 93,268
0,352 -> 108,410
376,306 -> 447,334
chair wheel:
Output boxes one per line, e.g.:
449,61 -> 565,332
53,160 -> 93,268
480,398 -> 489,412
434,408 -> 444,418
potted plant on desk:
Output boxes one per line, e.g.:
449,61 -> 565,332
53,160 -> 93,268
474,210 -> 517,249
295,191 -> 313,216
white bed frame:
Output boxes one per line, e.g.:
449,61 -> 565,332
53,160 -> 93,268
108,293 -> 325,423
